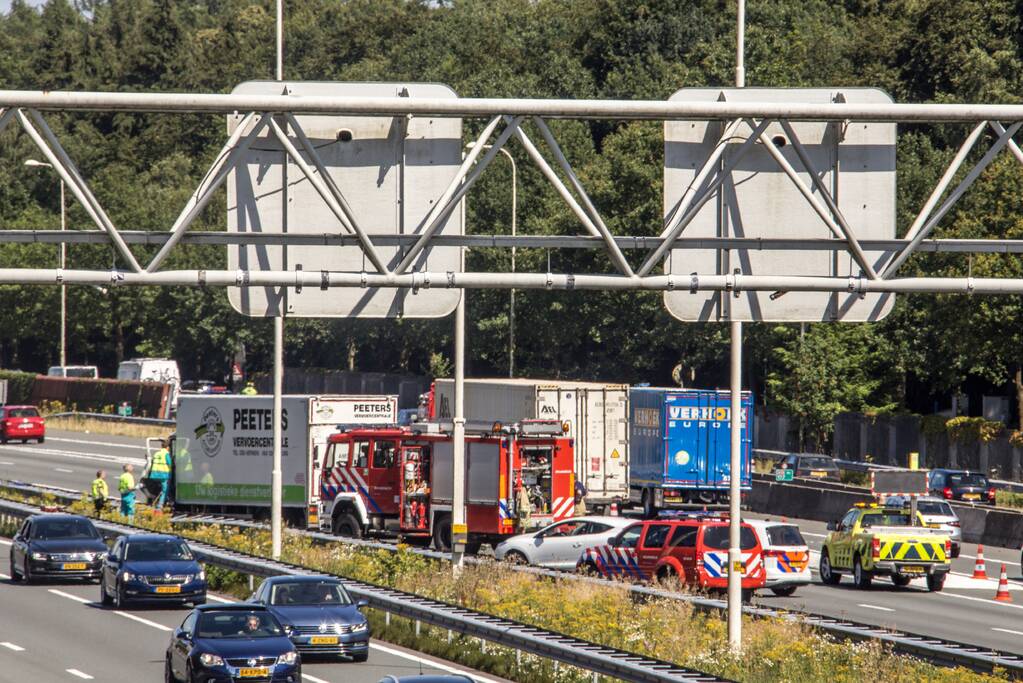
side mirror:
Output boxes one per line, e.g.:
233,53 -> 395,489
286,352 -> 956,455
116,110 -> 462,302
826,521 -> 837,532
174,628 -> 191,641
356,599 -> 368,609
608,536 -> 620,548
107,552 -> 118,563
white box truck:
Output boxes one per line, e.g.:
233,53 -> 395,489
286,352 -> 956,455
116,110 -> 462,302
428,378 -> 629,511
166,394 -> 397,527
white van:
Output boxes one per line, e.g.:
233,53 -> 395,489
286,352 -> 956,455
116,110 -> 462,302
117,358 -> 182,412
47,365 -> 99,379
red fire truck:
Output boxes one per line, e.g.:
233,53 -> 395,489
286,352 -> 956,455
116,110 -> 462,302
319,420 -> 576,551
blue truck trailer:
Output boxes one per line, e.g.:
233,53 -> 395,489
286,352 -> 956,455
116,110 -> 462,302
628,388 -> 753,516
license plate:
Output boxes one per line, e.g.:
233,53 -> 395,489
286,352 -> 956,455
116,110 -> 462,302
310,636 -> 338,645
155,586 -> 181,594
62,563 -> 87,570
965,493 -> 980,500
901,565 -> 925,574
238,668 -> 270,678
811,470 -> 827,477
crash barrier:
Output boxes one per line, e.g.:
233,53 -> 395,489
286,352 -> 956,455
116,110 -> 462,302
45,411 -> 175,427
3,482 -> 1021,676
0,496 -> 728,683
31,376 -> 172,418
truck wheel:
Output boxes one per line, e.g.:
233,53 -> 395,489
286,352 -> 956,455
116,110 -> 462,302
852,554 -> 872,589
891,575 -> 912,588
433,516 -> 452,552
642,490 -> 657,520
464,539 -> 482,555
741,588 -> 753,603
819,550 -> 840,585
332,513 -> 363,539
926,573 -> 946,592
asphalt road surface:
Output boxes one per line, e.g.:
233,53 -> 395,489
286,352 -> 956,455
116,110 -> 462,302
0,541 -> 502,683
6,431 -> 1023,656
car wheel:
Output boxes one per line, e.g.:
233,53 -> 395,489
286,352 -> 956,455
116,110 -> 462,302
191,597 -> 206,607
951,545 -> 960,559
37,436 -> 44,444
656,565 -> 680,588
504,550 -> 529,565
926,573 -> 946,592
819,550 -> 840,586
112,580 -> 125,609
852,554 -> 872,589
332,513 -> 363,539
187,662 -> 198,683
891,575 -> 912,588
1,433 -> 7,444
164,656 -> 177,683
770,585 -> 797,597
100,578 -> 112,606
352,652 -> 369,663
9,552 -> 21,582
22,558 -> 32,584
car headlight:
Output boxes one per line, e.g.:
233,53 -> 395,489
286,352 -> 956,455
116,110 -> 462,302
122,571 -> 135,582
30,552 -> 47,561
276,651 -> 298,666
351,622 -> 369,633
197,568 -> 205,581
199,653 -> 224,667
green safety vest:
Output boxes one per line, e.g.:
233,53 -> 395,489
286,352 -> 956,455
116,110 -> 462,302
118,472 -> 135,494
151,449 -> 172,475
91,478 -> 108,500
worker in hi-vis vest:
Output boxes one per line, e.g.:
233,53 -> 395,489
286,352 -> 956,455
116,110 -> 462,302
149,441 -> 173,508
118,464 -> 136,520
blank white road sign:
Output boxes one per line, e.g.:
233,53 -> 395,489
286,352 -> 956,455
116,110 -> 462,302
227,81 -> 463,318
663,88 -> 896,322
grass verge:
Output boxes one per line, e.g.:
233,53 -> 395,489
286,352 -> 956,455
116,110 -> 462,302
43,415 -> 169,439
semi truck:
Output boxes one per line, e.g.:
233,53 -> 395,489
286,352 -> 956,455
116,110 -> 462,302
426,378 -> 628,512
154,394 -> 398,527
629,388 -> 753,516
320,420 -> 576,551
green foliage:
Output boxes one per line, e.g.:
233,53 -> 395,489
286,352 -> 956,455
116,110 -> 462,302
945,416 -> 1005,444
0,369 -> 36,403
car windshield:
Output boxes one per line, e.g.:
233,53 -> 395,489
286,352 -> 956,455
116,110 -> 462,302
917,501 -> 954,516
799,456 -> 834,469
702,526 -> 757,550
65,368 -> 95,378
197,611 -> 283,639
860,512 -> 911,528
33,518 -> 99,540
7,408 -> 39,418
125,540 -> 193,561
270,581 -> 352,606
949,473 -> 988,488
765,524 -> 805,546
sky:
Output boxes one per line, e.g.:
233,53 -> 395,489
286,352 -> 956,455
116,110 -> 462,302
0,0 -> 48,13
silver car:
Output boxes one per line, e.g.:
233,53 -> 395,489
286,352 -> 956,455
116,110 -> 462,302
885,495 -> 962,557
493,516 -> 634,570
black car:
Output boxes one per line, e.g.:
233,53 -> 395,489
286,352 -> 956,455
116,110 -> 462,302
250,575 -> 370,661
775,454 -> 842,481
9,514 -> 107,582
166,604 -> 301,683
100,533 -> 207,608
928,469 -> 996,504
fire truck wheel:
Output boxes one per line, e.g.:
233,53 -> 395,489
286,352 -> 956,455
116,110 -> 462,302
464,539 -> 482,555
332,513 -> 363,539
433,516 -> 452,552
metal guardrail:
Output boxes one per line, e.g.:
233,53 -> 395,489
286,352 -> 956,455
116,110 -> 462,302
6,481 -> 1023,676
0,495 -> 728,683
46,411 -> 175,426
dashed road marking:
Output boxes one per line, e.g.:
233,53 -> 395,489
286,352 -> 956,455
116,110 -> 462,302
48,589 -> 90,604
66,669 -> 93,679
54,467 -> 73,473
857,603 -> 894,612
0,461 -> 14,465
0,642 -> 24,651
302,675 -> 331,683
113,610 -> 173,632
992,627 -> 1023,636
47,437 -> 144,451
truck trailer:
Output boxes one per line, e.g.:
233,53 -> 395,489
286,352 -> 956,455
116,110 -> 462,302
427,378 -> 628,512
164,394 -> 398,527
629,388 -> 753,516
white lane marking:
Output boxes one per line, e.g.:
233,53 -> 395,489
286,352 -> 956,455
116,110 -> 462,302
0,642 -> 24,651
113,610 -> 172,632
302,675 -> 331,683
47,437 -> 144,451
0,461 -> 14,465
54,467 -> 73,473
0,444 -> 144,466
934,590 -> 1023,610
0,573 -> 9,579
993,627 -> 1023,636
857,603 -> 894,612
48,589 -> 90,604
206,594 -> 231,603
66,669 -> 93,680
801,532 -> 827,538
369,641 -> 503,683
0,538 -> 12,546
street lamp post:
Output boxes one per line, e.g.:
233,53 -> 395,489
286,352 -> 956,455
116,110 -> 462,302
25,159 -> 66,367
464,143 -> 517,377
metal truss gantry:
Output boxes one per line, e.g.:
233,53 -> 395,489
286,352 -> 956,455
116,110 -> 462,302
1,89 -> 1023,296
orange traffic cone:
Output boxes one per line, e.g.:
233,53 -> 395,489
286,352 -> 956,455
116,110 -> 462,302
973,545 -> 988,580
609,501 -> 619,516
995,564 -> 1012,602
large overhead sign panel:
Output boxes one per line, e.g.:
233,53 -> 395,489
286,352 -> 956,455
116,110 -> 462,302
663,88 -> 896,322
227,81 -> 463,318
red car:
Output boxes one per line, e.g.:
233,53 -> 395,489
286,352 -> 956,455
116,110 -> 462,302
577,515 -> 766,599
1,405 -> 45,443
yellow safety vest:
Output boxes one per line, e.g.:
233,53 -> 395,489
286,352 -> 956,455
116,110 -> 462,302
151,448 -> 172,475
91,478 -> 108,499
118,472 -> 135,494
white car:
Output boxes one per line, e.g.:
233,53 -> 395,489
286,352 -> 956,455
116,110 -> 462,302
493,516 -> 634,570
747,519 -> 812,596
884,495 -> 962,557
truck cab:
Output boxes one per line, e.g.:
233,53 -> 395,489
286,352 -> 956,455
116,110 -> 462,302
320,421 -> 575,552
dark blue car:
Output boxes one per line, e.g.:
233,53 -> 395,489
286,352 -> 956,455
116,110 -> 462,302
100,533 -> 206,608
250,575 -> 370,661
9,514 -> 107,582
166,604 -> 301,683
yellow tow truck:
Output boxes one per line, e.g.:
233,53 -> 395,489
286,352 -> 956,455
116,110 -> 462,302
820,503 -> 951,591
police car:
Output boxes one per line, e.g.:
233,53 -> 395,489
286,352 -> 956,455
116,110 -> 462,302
746,519 -> 811,596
